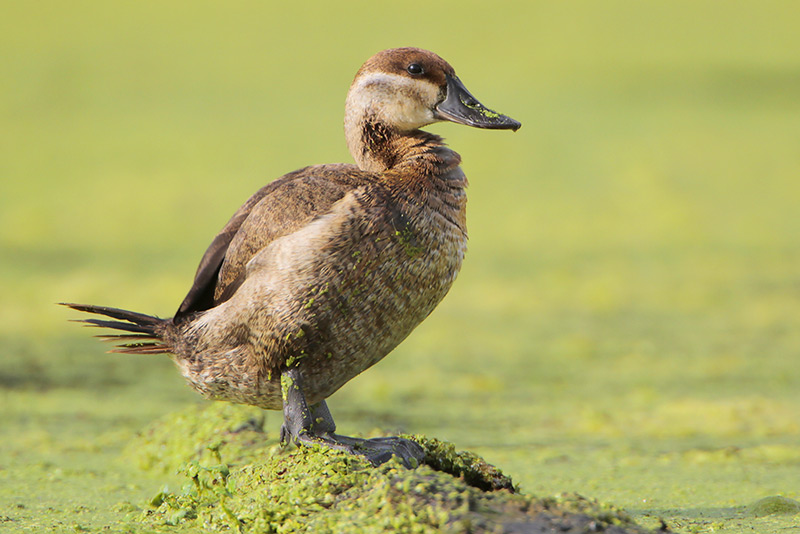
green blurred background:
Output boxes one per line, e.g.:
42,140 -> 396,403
2,1 -> 799,532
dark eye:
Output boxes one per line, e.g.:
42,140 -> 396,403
406,63 -> 424,75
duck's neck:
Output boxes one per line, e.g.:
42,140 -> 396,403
345,112 -> 447,174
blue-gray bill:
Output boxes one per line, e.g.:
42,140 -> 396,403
435,73 -> 521,131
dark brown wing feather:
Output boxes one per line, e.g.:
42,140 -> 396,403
175,179 -> 282,316
175,163 -> 369,318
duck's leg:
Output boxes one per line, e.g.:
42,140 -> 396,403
278,376 -> 336,442
307,399 -> 337,434
279,366 -> 424,468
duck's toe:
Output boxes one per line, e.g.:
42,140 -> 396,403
293,432 -> 424,468
354,436 -> 425,468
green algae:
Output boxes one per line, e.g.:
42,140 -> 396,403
748,496 -> 800,517
123,402 -> 273,475
394,227 -> 423,258
414,436 -> 514,492
4,2 -> 800,533
124,403 -> 653,533
459,94 -> 502,119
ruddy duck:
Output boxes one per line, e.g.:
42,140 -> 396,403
64,47 -> 520,467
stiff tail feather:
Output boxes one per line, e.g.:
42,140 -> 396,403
60,302 -> 171,354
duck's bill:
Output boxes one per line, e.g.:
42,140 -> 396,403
435,74 -> 521,131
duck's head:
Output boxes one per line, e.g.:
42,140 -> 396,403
345,48 -> 520,170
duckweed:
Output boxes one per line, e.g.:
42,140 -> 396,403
6,3 -> 800,533
394,227 -> 423,257
128,403 -> 654,533
122,402 -> 271,474
748,496 -> 800,517
458,95 -> 501,118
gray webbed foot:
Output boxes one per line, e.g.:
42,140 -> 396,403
325,434 -> 425,468
280,367 -> 424,468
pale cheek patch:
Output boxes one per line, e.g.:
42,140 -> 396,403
352,72 -> 440,130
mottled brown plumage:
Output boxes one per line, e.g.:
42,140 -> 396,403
168,135 -> 467,409
64,47 -> 520,466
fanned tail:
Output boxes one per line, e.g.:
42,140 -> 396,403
60,302 -> 171,354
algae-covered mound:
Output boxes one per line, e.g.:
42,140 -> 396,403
748,495 -> 800,517
125,403 -> 659,533
123,401 -> 272,474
